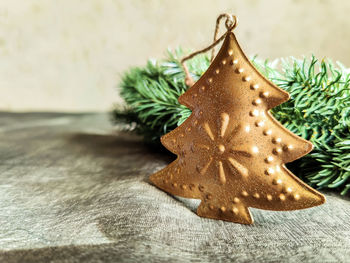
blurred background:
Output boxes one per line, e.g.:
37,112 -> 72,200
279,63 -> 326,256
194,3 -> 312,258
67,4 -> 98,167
0,0 -> 349,112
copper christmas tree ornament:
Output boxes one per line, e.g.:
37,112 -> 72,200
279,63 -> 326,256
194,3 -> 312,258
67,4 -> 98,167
150,14 -> 325,224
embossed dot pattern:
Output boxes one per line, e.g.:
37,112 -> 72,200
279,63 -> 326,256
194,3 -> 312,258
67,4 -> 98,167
150,31 -> 325,224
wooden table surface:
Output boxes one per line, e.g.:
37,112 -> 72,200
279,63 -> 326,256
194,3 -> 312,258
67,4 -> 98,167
0,112 -> 349,263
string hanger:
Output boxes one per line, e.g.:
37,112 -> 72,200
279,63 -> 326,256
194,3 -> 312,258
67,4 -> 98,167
181,13 -> 238,87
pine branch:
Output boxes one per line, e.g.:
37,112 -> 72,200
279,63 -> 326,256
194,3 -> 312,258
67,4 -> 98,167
113,51 -> 350,195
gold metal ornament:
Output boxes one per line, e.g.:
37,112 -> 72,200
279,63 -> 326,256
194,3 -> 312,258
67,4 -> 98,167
150,14 -> 325,224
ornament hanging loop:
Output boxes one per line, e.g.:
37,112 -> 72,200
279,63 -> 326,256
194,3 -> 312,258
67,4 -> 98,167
224,14 -> 236,30
211,14 -> 237,63
181,13 -> 238,87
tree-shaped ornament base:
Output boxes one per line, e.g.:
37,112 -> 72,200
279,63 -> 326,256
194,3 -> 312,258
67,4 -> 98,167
150,18 -> 325,224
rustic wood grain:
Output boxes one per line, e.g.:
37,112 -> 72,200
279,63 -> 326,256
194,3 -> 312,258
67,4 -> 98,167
0,113 -> 349,262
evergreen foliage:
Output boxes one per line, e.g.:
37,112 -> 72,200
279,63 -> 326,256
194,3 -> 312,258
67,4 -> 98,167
113,50 -> 350,195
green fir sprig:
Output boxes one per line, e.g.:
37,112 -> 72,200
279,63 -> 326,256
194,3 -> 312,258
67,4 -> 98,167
113,50 -> 350,195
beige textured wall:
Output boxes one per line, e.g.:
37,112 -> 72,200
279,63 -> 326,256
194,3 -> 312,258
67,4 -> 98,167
0,0 -> 350,112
